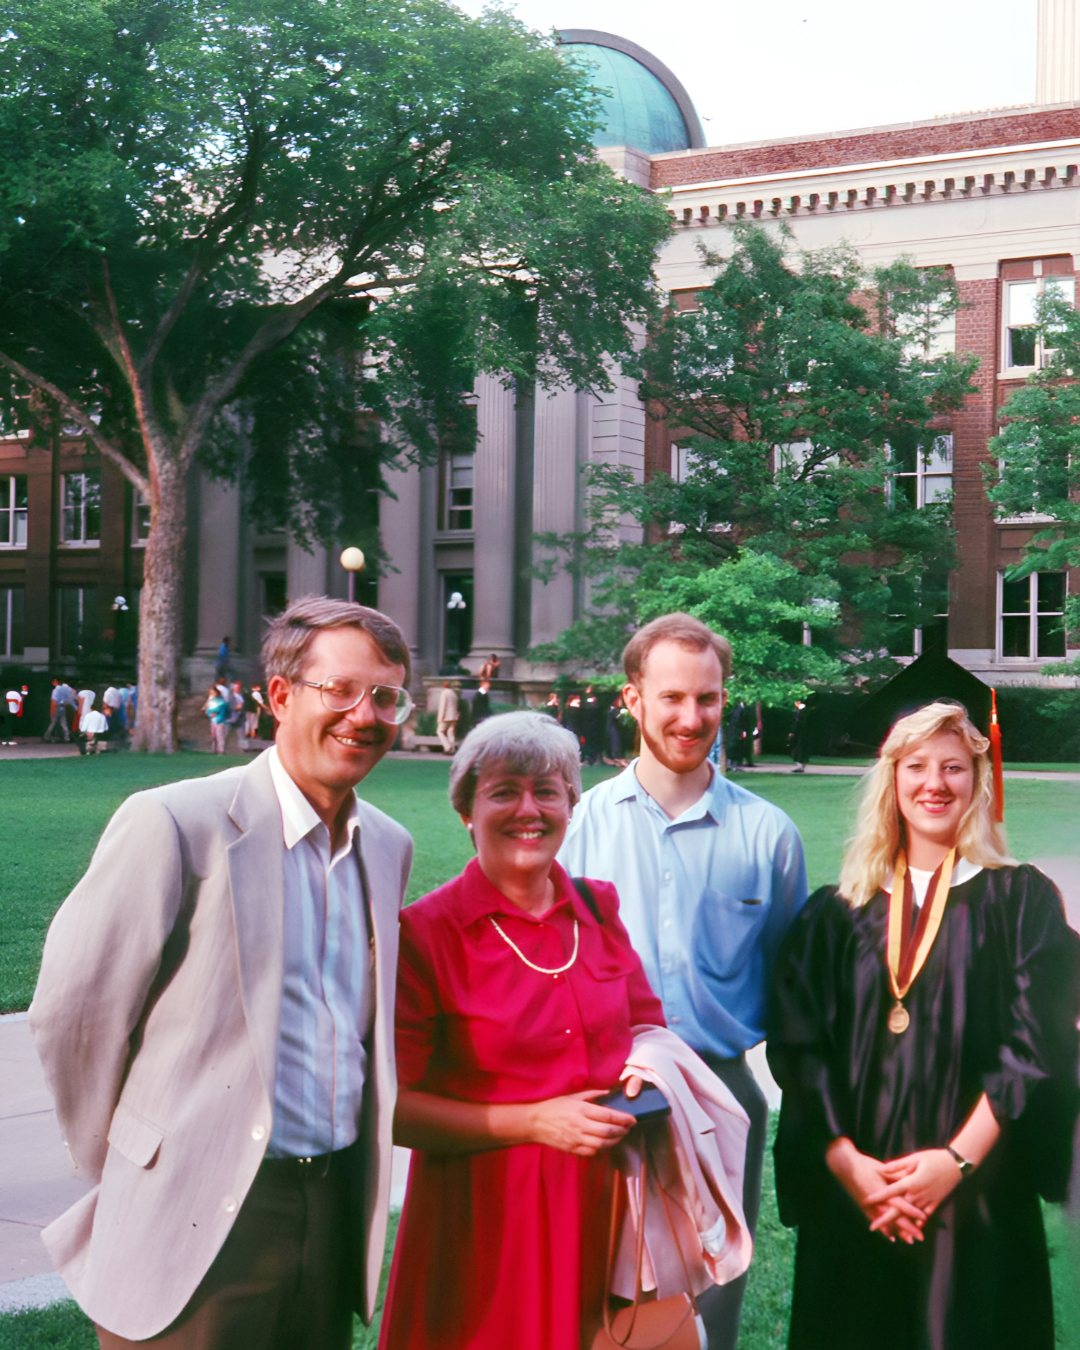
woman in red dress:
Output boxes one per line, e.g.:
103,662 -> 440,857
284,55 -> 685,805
378,712 -> 665,1350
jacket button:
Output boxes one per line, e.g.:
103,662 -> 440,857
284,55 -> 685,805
223,1196 -> 237,1213
252,1125 -> 266,1141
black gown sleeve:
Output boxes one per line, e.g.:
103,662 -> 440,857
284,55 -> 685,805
766,886 -> 852,1227
981,865 -> 1080,1201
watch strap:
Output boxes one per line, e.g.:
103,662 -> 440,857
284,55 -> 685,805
946,1144 -> 972,1176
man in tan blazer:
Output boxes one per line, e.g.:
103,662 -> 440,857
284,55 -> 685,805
30,597 -> 415,1348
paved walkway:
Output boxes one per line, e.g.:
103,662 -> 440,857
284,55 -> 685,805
3,855 -> 1080,1313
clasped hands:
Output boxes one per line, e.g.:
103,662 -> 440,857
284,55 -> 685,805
825,1137 -> 964,1244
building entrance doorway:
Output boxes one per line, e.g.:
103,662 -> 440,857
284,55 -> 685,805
442,572 -> 473,673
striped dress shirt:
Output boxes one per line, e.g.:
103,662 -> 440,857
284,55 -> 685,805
266,748 -> 373,1158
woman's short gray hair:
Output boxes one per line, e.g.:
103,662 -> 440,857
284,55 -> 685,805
449,711 -> 582,815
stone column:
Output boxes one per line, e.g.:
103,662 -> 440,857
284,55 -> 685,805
286,538 -> 329,600
1037,0 -> 1080,103
468,373 -> 517,669
530,385 -> 577,646
194,471 -> 242,660
378,459 -> 422,677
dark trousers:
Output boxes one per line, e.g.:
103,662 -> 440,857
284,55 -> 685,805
96,1148 -> 359,1350
694,1052 -> 769,1350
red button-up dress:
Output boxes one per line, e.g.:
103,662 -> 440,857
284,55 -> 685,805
378,859 -> 665,1350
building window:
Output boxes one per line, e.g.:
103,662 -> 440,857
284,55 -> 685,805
57,585 -> 98,658
0,586 -> 24,656
0,476 -> 27,548
443,450 -> 474,531
61,471 -> 101,547
890,436 -> 953,508
132,489 -> 151,545
999,571 -> 1066,659
1003,276 -> 1075,371
262,573 -> 287,617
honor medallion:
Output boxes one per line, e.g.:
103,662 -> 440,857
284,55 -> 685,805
888,1002 -> 910,1034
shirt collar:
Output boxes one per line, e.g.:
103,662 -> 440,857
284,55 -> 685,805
268,746 -> 360,852
617,758 -> 726,826
454,857 -> 584,927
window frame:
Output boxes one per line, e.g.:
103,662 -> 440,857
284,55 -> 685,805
0,585 -> 24,656
997,570 -> 1068,661
132,488 -> 150,546
0,474 -> 28,549
442,448 -> 474,532
60,471 -> 102,548
888,435 -> 954,509
1001,275 -> 1076,374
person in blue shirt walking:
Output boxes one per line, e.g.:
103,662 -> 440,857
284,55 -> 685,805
558,612 -> 808,1350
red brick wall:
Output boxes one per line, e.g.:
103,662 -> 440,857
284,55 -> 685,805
949,278 -> 1000,650
650,107 -> 1080,188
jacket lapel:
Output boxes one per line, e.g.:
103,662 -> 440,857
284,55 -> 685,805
226,752 -> 286,1101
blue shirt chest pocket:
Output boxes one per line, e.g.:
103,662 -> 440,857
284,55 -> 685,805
692,887 -> 769,977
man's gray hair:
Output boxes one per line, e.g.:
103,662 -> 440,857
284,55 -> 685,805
449,711 -> 582,815
261,596 -> 411,684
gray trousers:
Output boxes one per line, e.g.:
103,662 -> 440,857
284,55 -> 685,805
44,706 -> 71,741
694,1051 -> 769,1350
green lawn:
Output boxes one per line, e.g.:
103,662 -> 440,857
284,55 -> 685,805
2,753 -> 1080,1348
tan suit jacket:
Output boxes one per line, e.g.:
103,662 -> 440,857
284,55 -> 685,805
29,750 -> 412,1342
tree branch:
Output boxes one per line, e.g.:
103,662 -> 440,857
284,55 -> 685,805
178,264 -> 355,465
140,124 -> 271,377
102,259 -> 166,469
0,350 -> 150,497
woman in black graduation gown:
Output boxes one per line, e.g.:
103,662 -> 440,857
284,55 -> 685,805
768,700 -> 1080,1350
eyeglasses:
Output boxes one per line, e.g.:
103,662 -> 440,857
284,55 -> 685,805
295,677 -> 414,725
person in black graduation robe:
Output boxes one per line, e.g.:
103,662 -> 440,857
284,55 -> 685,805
767,717 -> 1080,1350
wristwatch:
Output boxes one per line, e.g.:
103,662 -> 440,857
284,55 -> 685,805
946,1144 -> 973,1177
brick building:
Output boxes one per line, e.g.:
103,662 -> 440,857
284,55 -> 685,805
381,10 -> 1080,694
652,101 -> 1080,681
2,11 -> 1079,696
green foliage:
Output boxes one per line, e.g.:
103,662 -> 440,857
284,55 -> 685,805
0,0 -> 670,542
988,291 -> 1080,637
638,552 -> 845,704
534,227 -> 975,694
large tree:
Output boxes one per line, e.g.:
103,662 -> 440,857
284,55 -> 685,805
533,226 -> 978,697
0,0 -> 669,748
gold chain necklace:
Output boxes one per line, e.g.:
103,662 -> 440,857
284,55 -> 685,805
489,916 -> 580,975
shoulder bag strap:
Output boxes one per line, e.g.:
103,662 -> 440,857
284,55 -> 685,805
573,877 -> 604,925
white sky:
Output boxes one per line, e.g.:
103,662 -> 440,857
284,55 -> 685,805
458,0 -> 1038,147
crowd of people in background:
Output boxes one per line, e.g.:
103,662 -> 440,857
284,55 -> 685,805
39,677 -> 138,754
202,676 -> 271,754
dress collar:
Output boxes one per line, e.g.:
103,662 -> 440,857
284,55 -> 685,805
455,857 -> 591,927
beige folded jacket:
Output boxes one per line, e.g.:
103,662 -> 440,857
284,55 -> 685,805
610,1026 -> 754,1302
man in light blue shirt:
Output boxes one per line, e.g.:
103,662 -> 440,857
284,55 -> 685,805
558,612 -> 807,1350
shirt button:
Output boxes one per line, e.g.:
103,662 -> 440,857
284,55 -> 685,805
670,1016 -> 681,1024
223,1196 -> 237,1213
663,920 -> 672,928
252,1125 -> 266,1141
664,871 -> 672,882
566,1029 -> 572,1035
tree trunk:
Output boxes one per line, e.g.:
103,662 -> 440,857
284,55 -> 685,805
130,453 -> 188,752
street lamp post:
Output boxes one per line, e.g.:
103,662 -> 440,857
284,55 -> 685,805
340,547 -> 366,603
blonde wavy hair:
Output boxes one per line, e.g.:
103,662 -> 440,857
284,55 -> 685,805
838,700 -> 1015,908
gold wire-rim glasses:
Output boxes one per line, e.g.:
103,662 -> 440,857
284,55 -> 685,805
294,677 -> 414,725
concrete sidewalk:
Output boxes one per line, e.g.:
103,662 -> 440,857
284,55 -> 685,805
4,855 -> 1080,1313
